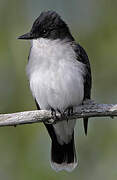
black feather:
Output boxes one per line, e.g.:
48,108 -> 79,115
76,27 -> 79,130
35,99 -> 76,166
73,43 -> 92,135
30,10 -> 74,40
51,132 -> 76,164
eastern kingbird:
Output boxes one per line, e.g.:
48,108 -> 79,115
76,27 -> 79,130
18,10 -> 92,172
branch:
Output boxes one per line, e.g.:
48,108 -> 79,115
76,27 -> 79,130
0,101 -> 117,127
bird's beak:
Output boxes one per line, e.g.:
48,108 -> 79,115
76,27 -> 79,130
18,32 -> 33,40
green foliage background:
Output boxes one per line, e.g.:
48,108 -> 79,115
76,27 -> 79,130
0,0 -> 117,179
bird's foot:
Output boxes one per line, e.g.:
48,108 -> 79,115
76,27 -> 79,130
62,107 -> 74,121
66,106 -> 73,116
51,108 -> 58,120
50,107 -> 74,123
56,109 -> 67,120
63,106 -> 73,116
45,108 -> 58,124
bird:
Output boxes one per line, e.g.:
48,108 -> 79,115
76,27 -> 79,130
18,10 -> 92,172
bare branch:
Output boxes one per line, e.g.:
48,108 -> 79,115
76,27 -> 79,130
0,101 -> 117,127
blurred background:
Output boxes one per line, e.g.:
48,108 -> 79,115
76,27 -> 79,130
0,0 -> 117,179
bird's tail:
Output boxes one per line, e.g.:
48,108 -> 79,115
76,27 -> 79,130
50,133 -> 77,172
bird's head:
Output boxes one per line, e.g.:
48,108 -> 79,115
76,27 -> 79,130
18,10 -> 74,41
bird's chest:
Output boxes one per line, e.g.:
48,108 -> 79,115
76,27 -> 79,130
26,39 -> 85,110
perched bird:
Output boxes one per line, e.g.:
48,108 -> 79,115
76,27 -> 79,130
18,10 -> 92,172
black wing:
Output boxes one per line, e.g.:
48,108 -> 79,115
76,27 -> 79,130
73,43 -> 92,135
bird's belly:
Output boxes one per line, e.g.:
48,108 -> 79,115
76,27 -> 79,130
29,63 -> 84,111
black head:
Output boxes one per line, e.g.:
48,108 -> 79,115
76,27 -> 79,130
18,10 -> 74,41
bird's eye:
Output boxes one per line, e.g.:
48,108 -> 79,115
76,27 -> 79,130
43,29 -> 47,34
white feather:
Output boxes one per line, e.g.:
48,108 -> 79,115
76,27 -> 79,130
26,38 -> 85,144
53,119 -> 76,144
51,160 -> 78,172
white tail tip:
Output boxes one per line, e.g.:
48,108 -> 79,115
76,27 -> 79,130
50,161 -> 78,172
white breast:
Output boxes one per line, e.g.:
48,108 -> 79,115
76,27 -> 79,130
26,38 -> 85,111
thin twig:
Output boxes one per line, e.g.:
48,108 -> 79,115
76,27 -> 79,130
0,101 -> 117,127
